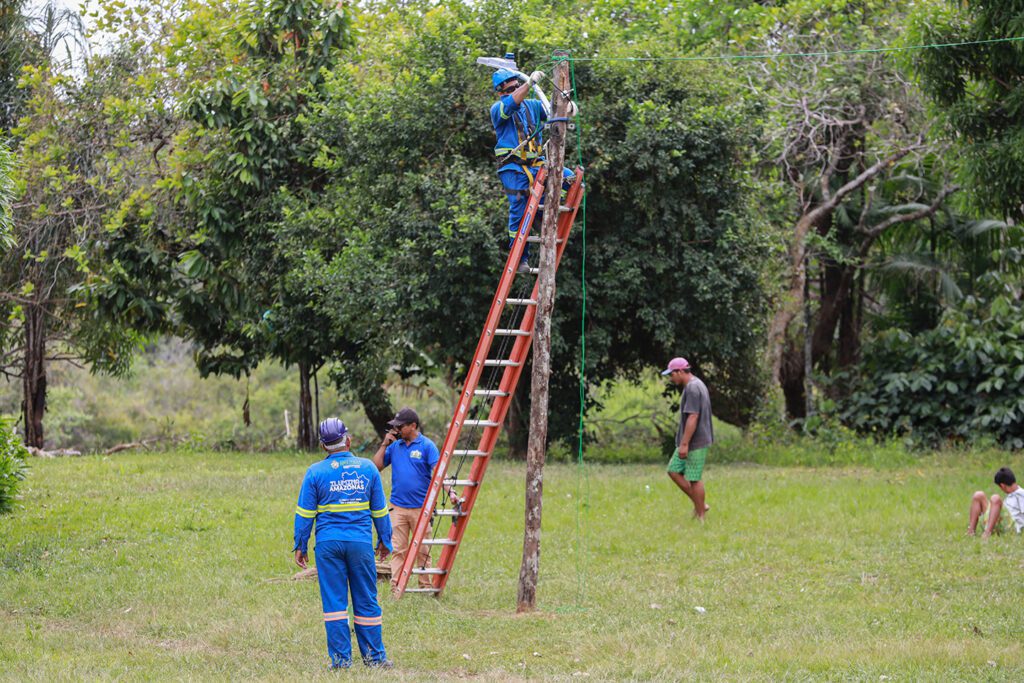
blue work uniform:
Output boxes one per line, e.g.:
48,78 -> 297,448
490,95 -> 575,256
294,450 -> 393,668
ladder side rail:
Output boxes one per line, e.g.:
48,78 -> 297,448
430,170 -> 585,595
395,168 -> 549,596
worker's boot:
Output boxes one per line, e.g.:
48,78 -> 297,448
515,241 -> 531,273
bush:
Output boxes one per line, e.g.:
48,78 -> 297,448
0,416 -> 29,514
839,294 -> 1024,449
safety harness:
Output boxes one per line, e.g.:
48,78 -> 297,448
497,104 -> 545,196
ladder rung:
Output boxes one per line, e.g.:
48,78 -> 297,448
421,538 -> 458,546
494,329 -> 530,337
443,478 -> 478,487
411,568 -> 448,575
506,298 -> 537,306
528,268 -> 540,275
483,360 -> 520,367
462,419 -> 499,427
525,236 -> 565,244
559,205 -> 572,213
434,509 -> 468,517
474,390 -> 510,397
403,587 -> 440,593
452,449 -> 488,457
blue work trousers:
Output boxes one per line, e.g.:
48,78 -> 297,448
314,540 -> 387,667
500,166 -> 576,259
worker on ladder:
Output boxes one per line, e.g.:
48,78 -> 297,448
490,67 -> 577,272
293,418 -> 393,669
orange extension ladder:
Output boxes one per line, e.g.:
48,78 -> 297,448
395,165 -> 585,597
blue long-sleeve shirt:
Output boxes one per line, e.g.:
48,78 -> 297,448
293,450 -> 392,554
490,95 -> 548,174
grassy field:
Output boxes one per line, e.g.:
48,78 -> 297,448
2,450 -> 1023,681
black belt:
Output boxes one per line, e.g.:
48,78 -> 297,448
497,155 -> 544,171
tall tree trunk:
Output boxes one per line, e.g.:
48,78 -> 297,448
779,339 -> 806,420
517,54 -> 569,613
297,361 -> 315,451
357,380 -> 394,439
767,147 -> 916,389
838,275 -> 862,369
22,304 -> 46,448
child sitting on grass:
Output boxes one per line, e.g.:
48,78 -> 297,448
967,467 -> 1024,538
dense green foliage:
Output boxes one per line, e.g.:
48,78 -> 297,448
1,0 -> 39,133
910,0 -> 1024,221
0,416 -> 28,514
0,0 -> 1022,450
841,289 -> 1024,448
309,2 -> 772,438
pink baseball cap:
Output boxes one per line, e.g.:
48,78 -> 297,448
661,357 -> 691,375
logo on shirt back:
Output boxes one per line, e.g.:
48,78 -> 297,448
330,472 -> 369,494
331,461 -> 340,469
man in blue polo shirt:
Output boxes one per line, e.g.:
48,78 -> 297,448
373,407 -> 459,595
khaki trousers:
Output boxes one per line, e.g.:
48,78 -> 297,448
389,505 -> 432,591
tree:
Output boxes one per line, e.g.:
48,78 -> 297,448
910,0 -> 1024,222
1,0 -> 39,134
88,0 -> 363,449
740,20 -> 960,419
1,0 -> 85,134
1,61 -> 139,447
309,1 -> 773,456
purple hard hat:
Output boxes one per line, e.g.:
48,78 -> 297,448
319,417 -> 348,445
660,357 -> 691,376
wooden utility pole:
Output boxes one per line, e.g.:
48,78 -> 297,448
516,52 -> 571,612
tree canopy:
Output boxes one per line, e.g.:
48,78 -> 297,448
1,0 -> 1022,450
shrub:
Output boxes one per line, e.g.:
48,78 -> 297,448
0,416 -> 29,514
839,294 -> 1024,449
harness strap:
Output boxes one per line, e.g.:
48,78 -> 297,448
497,103 -> 544,166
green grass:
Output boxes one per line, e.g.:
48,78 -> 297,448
2,451 -> 1023,681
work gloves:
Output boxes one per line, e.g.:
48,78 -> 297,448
516,70 -> 580,116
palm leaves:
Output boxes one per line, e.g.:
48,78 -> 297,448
865,185 -> 1021,330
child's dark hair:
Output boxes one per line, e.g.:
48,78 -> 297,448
994,467 -> 1016,487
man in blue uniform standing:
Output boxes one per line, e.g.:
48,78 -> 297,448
490,67 -> 576,272
293,418 -> 393,669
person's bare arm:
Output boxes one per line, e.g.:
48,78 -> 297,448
678,413 -> 698,458
372,432 -> 397,471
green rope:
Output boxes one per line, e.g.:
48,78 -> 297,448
549,35 -> 1024,64
569,54 -> 589,611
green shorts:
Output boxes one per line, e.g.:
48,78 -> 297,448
667,446 -> 708,482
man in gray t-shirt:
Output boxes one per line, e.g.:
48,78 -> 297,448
662,357 -> 713,521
